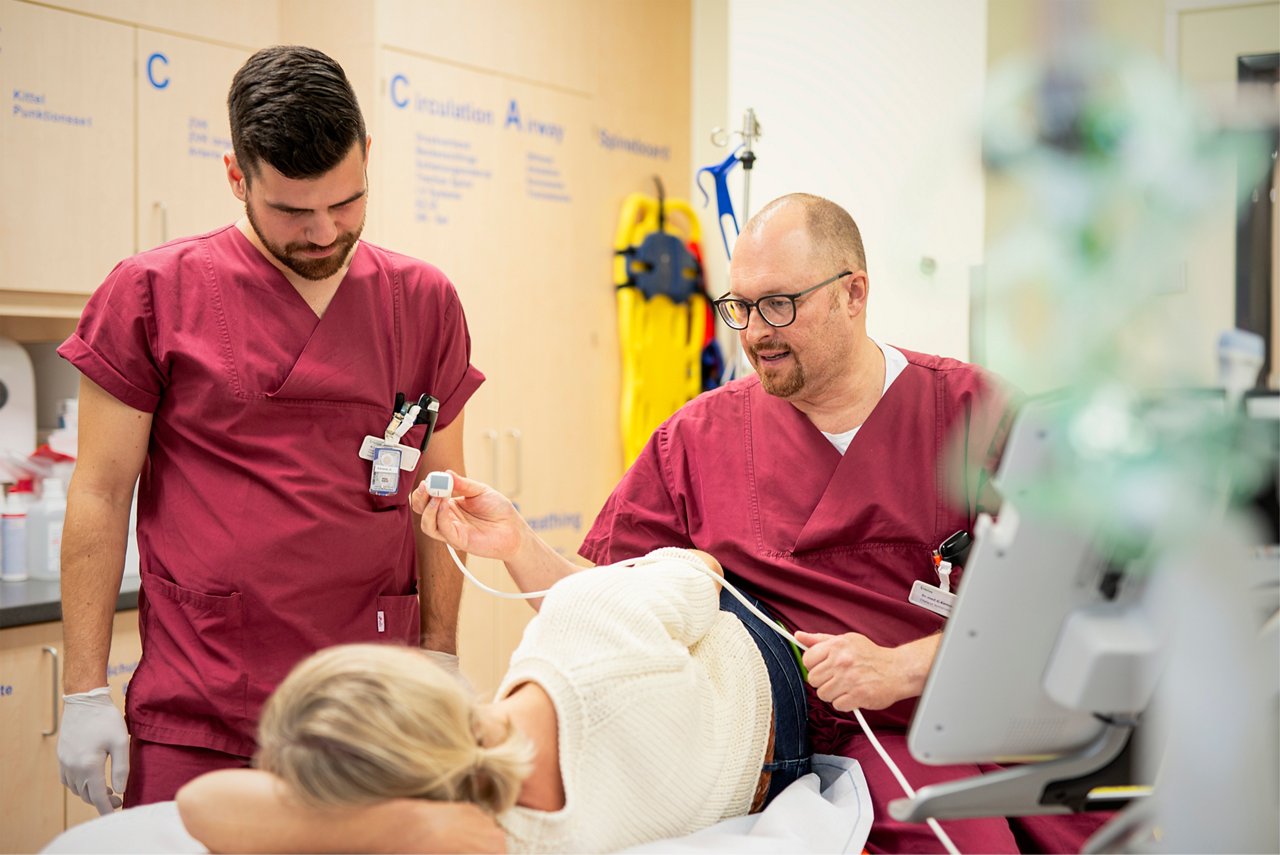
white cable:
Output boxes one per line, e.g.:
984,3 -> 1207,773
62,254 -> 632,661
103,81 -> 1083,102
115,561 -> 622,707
443,542 -> 961,854
714,567 -> 808,648
683,558 -> 961,855
446,543 -> 547,599
444,543 -> 816,623
851,707 -> 961,855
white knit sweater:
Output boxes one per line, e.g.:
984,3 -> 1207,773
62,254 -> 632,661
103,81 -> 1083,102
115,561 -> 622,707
494,548 -> 772,853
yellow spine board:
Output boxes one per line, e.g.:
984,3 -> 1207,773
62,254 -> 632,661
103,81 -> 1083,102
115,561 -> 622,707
613,193 -> 706,467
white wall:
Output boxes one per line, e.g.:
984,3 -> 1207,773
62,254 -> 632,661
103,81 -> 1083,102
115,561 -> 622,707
717,0 -> 988,360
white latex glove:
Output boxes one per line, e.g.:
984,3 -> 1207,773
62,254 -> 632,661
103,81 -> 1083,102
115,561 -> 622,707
58,687 -> 130,815
422,650 -> 475,696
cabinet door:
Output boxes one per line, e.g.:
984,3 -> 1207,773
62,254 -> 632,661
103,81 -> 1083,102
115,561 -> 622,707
136,34 -> 249,251
0,621 -> 64,854
0,0 -> 134,294
63,610 -> 141,830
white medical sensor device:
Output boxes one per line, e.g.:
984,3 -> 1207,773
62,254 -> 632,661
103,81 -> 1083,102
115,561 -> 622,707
425,470 -> 454,498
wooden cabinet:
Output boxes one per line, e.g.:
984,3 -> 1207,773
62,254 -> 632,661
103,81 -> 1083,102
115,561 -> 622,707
0,1 -> 253,316
0,621 -> 63,853
135,33 -> 249,251
0,0 -> 134,297
0,610 -> 141,854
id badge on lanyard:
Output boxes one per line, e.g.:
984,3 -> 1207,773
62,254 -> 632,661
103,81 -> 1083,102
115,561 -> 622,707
359,393 -> 439,495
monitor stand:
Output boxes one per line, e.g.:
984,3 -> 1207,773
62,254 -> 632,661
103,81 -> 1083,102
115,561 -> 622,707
889,723 -> 1143,821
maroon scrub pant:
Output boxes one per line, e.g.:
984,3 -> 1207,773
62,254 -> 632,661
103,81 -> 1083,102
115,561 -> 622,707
122,738 -> 250,807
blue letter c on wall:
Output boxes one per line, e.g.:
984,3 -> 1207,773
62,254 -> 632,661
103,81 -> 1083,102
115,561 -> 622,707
147,52 -> 170,90
391,74 -> 409,108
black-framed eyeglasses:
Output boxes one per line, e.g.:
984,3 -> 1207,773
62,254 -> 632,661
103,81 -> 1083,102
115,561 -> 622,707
712,270 -> 852,330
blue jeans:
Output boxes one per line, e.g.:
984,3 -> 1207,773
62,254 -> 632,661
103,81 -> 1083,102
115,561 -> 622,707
719,587 -> 812,807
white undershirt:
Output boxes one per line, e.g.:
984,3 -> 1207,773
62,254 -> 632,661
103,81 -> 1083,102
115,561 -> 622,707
820,338 -> 907,454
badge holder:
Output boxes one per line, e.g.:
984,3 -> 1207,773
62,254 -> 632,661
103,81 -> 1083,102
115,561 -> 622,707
359,393 -> 440,496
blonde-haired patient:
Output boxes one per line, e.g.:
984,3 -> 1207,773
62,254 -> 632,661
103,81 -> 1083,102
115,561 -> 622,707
176,473 -> 811,853
259,644 -> 536,816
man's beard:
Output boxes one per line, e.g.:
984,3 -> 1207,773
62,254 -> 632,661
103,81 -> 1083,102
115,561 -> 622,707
749,345 -> 807,398
245,202 -> 363,281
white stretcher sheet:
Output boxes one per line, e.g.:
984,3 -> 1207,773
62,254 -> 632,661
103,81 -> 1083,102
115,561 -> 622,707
42,755 -> 871,854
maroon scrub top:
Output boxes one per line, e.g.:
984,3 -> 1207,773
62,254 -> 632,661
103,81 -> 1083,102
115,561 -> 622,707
581,357 -> 1116,851
580,349 -> 1011,741
60,225 -> 484,756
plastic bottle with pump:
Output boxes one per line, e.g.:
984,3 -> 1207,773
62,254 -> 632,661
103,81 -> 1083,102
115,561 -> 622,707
1,480 -> 35,582
27,477 -> 66,580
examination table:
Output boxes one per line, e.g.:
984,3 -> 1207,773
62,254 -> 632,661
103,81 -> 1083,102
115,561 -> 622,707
43,755 -> 871,854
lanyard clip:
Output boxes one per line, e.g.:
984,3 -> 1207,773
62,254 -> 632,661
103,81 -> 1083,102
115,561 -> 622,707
930,530 -> 972,593
384,392 -> 409,441
385,404 -> 419,443
384,393 -> 440,450
934,558 -> 953,593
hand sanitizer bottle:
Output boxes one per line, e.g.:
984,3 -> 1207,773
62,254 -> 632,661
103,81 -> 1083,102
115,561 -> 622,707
1,480 -> 34,582
28,477 -> 67,580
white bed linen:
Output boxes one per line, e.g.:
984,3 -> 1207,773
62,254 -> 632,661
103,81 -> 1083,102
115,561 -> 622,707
42,755 -> 871,855
43,801 -> 203,854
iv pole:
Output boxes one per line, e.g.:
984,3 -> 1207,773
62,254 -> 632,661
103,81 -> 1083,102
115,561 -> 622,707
709,107 -> 763,227
707,108 -> 762,381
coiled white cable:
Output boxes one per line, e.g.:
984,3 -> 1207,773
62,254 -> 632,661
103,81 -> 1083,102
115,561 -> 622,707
444,542 -> 960,854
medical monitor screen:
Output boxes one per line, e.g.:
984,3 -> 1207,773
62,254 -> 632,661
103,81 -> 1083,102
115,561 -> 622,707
908,388 -> 1264,767
907,397 -> 1141,766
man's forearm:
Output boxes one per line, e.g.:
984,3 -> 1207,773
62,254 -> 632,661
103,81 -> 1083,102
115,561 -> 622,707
503,524 -> 584,604
60,491 -> 131,693
894,632 -> 943,701
418,534 -> 463,652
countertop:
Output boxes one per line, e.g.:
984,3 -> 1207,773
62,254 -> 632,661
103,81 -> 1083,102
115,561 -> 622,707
0,575 -> 141,629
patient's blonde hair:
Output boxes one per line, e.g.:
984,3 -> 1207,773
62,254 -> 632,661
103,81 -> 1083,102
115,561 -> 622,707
256,644 -> 534,815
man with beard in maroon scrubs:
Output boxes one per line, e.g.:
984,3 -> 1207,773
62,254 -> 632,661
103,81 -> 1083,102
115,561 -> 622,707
54,46 -> 484,822
580,193 -> 1108,852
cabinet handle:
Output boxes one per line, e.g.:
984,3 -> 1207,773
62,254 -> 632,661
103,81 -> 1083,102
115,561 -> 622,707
483,429 -> 499,488
504,428 -> 523,499
42,645 -> 59,737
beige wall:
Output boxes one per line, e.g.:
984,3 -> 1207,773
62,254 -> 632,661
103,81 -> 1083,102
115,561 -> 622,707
690,0 -> 734,364
34,0 -> 279,47
720,0 -> 989,363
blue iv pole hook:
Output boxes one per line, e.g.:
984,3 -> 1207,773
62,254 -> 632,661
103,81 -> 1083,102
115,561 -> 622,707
697,147 -> 742,261
698,108 -> 761,261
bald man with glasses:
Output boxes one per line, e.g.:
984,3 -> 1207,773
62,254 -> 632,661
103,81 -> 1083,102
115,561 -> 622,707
581,193 -> 1108,853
